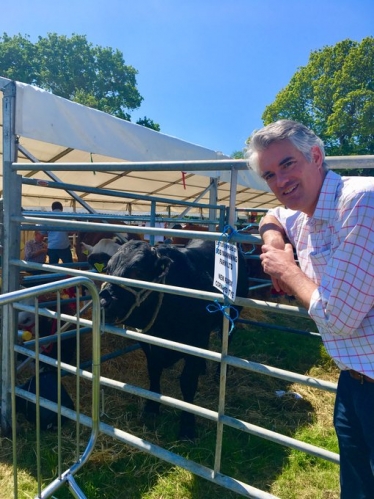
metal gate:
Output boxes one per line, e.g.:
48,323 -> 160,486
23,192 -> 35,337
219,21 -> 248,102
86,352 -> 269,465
0,277 -> 101,498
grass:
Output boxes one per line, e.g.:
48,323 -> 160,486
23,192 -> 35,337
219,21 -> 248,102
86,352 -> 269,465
0,306 -> 340,498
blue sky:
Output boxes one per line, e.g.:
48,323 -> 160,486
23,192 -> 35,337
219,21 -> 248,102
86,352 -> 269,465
1,0 -> 373,156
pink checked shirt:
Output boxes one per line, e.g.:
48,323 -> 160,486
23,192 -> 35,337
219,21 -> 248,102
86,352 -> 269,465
268,171 -> 374,377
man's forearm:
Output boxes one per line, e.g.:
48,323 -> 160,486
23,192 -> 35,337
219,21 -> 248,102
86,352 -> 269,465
259,215 -> 318,305
259,214 -> 286,249
278,264 -> 317,309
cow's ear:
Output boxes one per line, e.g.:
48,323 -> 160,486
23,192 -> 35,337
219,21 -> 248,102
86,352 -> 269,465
81,242 -> 93,256
154,255 -> 172,278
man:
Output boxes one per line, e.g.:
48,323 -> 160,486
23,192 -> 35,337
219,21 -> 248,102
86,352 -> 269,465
246,120 -> 374,499
24,230 -> 47,264
43,201 -> 73,264
24,230 -> 48,274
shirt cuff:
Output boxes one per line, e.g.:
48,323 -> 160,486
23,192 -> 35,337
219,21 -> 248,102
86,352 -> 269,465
308,287 -> 327,333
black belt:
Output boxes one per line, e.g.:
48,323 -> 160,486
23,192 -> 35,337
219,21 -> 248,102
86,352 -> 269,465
349,370 -> 374,384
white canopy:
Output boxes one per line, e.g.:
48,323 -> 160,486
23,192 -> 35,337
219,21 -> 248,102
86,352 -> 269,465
1,78 -> 279,216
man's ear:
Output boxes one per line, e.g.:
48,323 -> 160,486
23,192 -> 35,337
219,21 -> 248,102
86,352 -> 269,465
311,145 -> 323,168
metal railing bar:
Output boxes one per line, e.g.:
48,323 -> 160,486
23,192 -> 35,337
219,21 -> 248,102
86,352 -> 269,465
20,177 -> 225,211
13,159 -> 249,172
12,258 -> 309,318
14,215 -> 261,244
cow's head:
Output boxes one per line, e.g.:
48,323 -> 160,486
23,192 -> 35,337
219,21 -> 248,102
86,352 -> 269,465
83,237 -> 122,273
99,240 -> 172,327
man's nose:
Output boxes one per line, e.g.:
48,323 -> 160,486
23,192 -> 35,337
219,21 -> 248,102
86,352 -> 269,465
275,170 -> 290,188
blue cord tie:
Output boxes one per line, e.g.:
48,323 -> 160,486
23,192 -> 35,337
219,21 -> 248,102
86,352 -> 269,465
223,224 -> 238,241
206,299 -> 239,335
237,224 -> 257,255
215,224 -> 238,253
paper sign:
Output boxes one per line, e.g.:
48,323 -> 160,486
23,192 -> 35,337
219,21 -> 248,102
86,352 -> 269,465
213,240 -> 239,301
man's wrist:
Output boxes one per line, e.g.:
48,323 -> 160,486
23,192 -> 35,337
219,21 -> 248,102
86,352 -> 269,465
260,228 -> 286,249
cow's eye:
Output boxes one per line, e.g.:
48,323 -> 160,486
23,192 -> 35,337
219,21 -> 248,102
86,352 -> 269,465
128,268 -> 142,280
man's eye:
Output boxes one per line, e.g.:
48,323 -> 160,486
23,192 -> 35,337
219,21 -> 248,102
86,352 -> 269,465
263,172 -> 275,182
282,160 -> 295,169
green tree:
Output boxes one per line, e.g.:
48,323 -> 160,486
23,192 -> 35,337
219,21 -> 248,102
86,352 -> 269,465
262,37 -> 374,159
0,32 -> 160,127
136,116 -> 161,131
231,150 -> 245,159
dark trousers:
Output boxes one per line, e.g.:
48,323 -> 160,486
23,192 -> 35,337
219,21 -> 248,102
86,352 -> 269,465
48,247 -> 73,264
334,370 -> 374,499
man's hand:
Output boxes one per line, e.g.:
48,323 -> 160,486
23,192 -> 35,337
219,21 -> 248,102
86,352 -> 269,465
260,243 -> 297,293
260,243 -> 318,308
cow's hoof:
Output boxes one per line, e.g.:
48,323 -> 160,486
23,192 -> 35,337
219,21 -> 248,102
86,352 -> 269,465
178,426 -> 196,442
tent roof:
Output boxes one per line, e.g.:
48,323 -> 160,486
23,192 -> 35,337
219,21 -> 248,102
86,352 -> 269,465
1,78 -> 279,215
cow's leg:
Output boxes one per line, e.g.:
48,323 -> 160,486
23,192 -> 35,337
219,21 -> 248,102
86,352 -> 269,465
142,345 -> 163,415
179,356 -> 205,440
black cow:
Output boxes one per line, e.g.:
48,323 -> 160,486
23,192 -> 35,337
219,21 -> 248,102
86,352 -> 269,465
99,238 -> 248,439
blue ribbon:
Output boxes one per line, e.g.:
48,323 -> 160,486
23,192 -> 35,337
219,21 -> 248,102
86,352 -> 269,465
237,224 -> 257,255
206,299 -> 239,335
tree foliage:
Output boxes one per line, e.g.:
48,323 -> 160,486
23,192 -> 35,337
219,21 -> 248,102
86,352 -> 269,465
0,32 -> 159,129
262,37 -> 374,159
231,150 -> 245,159
135,116 -> 161,131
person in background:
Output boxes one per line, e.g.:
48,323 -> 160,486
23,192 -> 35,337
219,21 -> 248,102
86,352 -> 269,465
164,223 -> 182,244
24,230 -> 47,271
247,211 -> 258,225
246,119 -> 374,499
43,201 -> 73,264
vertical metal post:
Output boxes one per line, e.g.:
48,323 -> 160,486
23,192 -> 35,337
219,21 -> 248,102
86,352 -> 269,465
227,168 -> 238,226
214,167 -> 238,475
1,80 -> 21,433
208,178 -> 218,231
149,200 -> 156,246
217,206 -> 225,231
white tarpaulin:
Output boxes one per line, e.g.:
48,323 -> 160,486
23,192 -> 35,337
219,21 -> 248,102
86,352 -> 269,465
1,78 -> 279,214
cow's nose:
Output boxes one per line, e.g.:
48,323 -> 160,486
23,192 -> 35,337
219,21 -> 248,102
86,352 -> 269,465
99,288 -> 111,308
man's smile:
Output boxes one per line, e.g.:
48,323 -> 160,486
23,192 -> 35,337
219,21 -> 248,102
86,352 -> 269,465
283,184 -> 298,196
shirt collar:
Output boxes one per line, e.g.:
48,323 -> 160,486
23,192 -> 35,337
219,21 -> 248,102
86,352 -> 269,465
311,170 -> 342,222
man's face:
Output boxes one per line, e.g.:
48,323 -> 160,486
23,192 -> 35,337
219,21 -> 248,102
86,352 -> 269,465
257,140 -> 326,216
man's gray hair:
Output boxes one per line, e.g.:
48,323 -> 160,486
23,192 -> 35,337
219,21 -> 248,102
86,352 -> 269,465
245,120 -> 328,174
